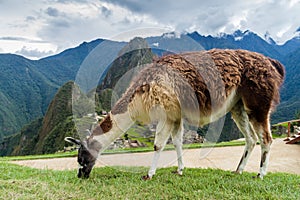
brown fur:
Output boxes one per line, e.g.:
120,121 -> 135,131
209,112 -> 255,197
92,115 -> 112,135
111,49 -> 284,122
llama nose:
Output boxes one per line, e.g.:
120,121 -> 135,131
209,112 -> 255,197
78,167 -> 83,178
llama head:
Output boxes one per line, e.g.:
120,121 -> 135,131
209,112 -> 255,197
65,137 -> 101,178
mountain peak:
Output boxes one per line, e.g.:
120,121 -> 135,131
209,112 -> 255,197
162,32 -> 181,39
217,30 -> 253,41
233,30 -> 254,41
118,37 -> 149,56
292,27 -> 300,39
264,31 -> 276,45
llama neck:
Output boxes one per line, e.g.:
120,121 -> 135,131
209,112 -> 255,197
92,111 -> 134,154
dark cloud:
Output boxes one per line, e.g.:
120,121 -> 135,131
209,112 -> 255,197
46,7 -> 60,17
101,6 -> 112,18
25,16 -> 36,21
101,0 -> 242,32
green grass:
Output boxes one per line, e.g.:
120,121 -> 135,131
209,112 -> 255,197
0,151 -> 78,162
0,140 -> 245,162
0,162 -> 299,199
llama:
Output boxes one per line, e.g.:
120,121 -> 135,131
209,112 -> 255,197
65,49 -> 285,180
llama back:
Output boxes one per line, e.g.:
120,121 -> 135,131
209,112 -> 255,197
112,49 -> 285,123
112,50 -> 236,125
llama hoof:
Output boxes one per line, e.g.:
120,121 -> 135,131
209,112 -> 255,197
141,175 -> 152,181
252,173 -> 263,180
172,170 -> 183,176
231,171 -> 241,175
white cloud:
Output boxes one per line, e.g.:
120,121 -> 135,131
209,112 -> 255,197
0,36 -> 48,43
0,0 -> 300,58
15,46 -> 54,60
32,1 -> 163,52
102,0 -> 300,43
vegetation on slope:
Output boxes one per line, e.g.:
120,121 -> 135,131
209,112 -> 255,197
0,81 -> 79,156
0,54 -> 59,137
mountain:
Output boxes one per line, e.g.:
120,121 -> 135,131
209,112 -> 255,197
35,39 -> 104,85
0,54 -> 59,138
1,29 -> 300,150
188,30 -> 281,59
146,32 -> 205,54
0,39 -> 124,138
0,38 -> 155,156
264,31 -> 276,45
277,37 -> 300,56
0,81 -> 78,156
273,48 -> 300,122
96,37 -> 154,111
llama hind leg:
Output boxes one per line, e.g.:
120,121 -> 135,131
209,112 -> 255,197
250,118 -> 273,179
143,120 -> 173,180
231,102 -> 257,174
171,120 -> 184,175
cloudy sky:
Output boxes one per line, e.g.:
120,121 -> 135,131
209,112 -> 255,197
1,0 -> 300,59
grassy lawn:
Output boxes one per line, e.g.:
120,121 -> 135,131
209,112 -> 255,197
0,162 -> 299,199
0,140 -> 246,162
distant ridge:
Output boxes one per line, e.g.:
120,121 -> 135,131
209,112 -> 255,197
0,29 -> 299,141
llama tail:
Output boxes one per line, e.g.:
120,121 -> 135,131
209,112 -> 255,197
269,58 -> 285,81
268,58 -> 285,110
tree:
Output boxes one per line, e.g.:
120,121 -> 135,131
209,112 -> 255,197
295,110 -> 300,119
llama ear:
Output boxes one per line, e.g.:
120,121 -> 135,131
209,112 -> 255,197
64,137 -> 82,146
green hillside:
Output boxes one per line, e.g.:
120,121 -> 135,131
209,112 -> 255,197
96,37 -> 154,111
0,81 -> 78,156
272,48 -> 300,122
0,54 -> 59,138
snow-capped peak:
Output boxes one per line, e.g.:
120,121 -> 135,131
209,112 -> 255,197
217,30 -> 252,41
264,31 -> 276,45
233,30 -> 251,41
162,32 -> 181,39
292,27 -> 300,39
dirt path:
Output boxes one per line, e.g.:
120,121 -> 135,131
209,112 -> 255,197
11,139 -> 300,175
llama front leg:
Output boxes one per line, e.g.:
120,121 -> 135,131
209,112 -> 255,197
143,149 -> 162,180
142,120 -> 173,180
171,120 -> 184,175
235,135 -> 256,174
